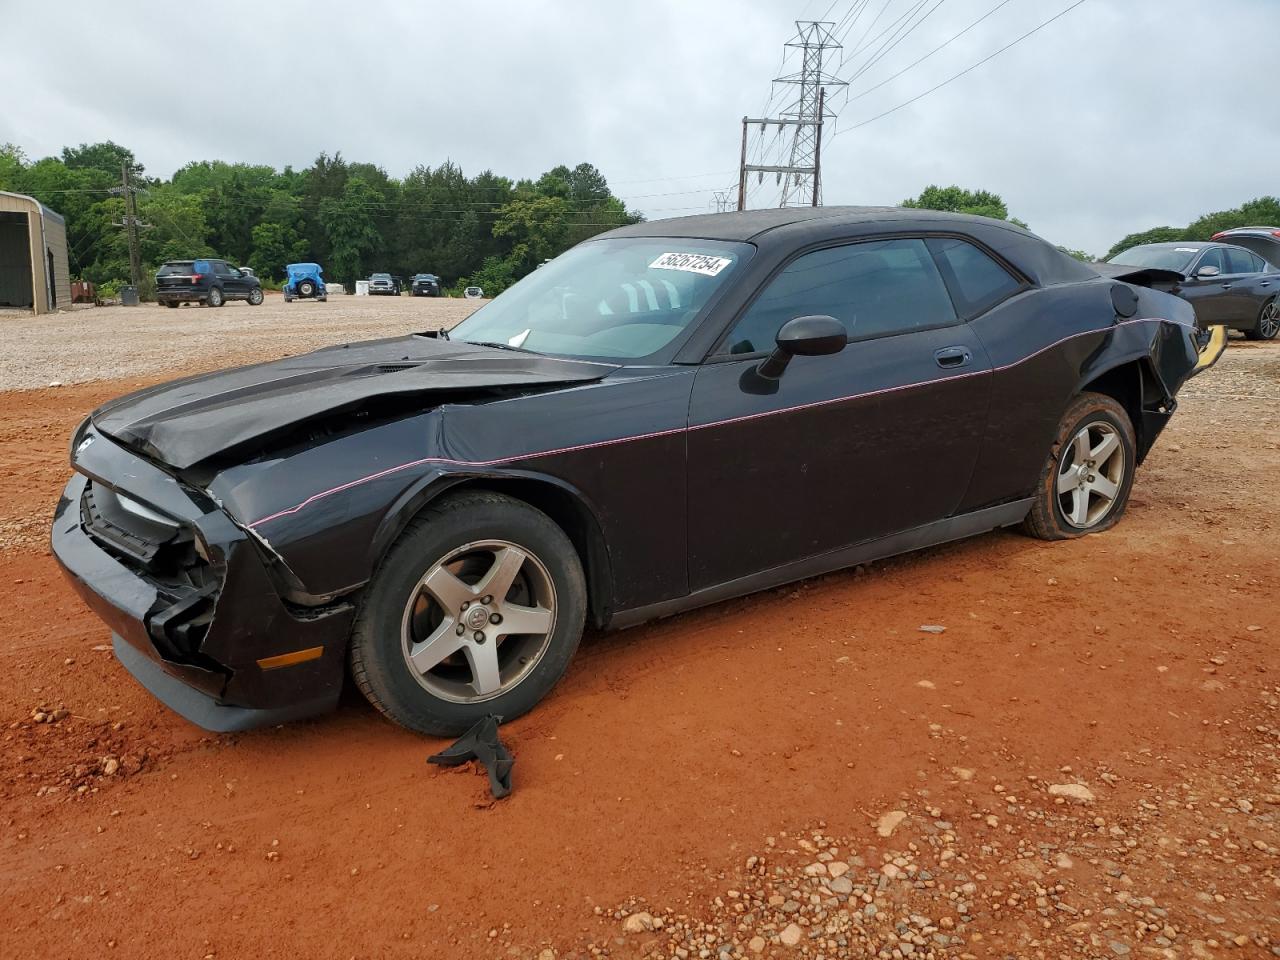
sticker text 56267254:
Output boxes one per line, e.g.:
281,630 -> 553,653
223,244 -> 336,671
648,252 -> 734,277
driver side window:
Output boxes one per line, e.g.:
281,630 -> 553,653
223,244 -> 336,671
721,238 -> 957,355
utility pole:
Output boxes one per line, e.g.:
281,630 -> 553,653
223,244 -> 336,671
811,87 -> 825,207
737,116 -> 823,211
774,20 -> 846,208
110,161 -> 147,289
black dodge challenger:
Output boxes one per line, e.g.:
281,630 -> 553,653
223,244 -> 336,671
53,208 -> 1217,736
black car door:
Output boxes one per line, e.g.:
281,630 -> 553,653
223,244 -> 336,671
214,261 -> 242,298
1221,247 -> 1272,322
1180,247 -> 1229,325
685,237 -> 992,591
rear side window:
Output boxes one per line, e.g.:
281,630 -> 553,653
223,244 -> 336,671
1225,247 -> 1260,274
158,262 -> 193,276
927,237 -> 1023,318
193,259 -> 212,274
722,238 -> 957,354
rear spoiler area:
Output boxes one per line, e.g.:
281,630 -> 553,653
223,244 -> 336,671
1091,262 -> 1185,287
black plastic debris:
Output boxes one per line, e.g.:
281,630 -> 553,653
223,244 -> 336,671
427,714 -> 514,799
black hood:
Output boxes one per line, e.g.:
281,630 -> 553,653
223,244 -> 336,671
92,335 -> 617,468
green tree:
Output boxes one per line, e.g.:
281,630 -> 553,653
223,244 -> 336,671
901,184 -> 1012,222
319,176 -> 383,282
249,221 -> 309,280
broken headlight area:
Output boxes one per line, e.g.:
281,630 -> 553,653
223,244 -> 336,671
80,479 -> 225,665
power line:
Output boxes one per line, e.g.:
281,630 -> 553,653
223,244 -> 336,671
831,0 -> 1089,138
843,0 -> 1018,107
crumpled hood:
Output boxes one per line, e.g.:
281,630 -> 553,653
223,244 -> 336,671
91,334 -> 617,469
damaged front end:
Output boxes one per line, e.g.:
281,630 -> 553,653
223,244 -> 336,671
51,423 -> 352,732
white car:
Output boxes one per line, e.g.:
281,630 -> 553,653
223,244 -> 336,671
463,286 -> 484,299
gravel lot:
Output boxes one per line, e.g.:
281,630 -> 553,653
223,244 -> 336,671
0,306 -> 1276,959
0,294 -> 482,391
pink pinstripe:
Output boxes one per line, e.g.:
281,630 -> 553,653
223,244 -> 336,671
248,317 -> 1171,529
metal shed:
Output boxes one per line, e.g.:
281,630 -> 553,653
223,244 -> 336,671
0,191 -> 72,314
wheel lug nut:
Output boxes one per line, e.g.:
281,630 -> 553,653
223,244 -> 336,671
481,595 -> 493,605
473,631 -> 485,643
490,613 -> 503,625
455,624 -> 466,636
460,602 -> 470,612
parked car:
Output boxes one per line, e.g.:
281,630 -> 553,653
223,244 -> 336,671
53,208 -> 1216,736
411,274 -> 442,297
155,259 -> 263,308
369,273 -> 399,296
1210,226 -> 1280,269
463,285 -> 484,299
283,263 -> 327,302
1105,241 -> 1279,340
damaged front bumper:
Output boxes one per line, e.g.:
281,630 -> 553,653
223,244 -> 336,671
51,427 -> 354,732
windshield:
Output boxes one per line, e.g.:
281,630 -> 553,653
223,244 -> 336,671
448,237 -> 752,360
371,273 -> 391,280
1108,245 -> 1198,272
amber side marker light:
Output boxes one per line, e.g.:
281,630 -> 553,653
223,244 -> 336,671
257,647 -> 325,671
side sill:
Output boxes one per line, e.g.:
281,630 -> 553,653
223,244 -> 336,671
608,499 -> 1033,630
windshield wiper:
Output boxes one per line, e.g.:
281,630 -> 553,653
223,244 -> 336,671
465,340 -> 538,355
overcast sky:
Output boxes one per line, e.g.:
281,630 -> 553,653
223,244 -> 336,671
2,0 -> 1276,254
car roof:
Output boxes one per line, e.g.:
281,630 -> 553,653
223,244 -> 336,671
599,206 -> 1097,287
1124,241 -> 1213,251
600,205 -> 1049,242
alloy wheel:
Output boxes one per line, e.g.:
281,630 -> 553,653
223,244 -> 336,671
1056,420 -> 1125,529
400,540 -> 557,703
1260,300 -> 1280,340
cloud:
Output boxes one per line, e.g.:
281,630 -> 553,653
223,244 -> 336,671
1,0 -> 1274,255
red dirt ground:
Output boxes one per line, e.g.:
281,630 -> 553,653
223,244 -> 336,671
1,352 -> 1277,959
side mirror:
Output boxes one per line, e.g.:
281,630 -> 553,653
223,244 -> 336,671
757,315 -> 848,379
1196,264 -> 1221,279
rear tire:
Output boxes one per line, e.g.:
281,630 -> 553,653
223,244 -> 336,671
350,491 -> 586,736
1022,391 -> 1136,541
298,280 -> 316,298
1245,297 -> 1279,341
207,286 -> 224,308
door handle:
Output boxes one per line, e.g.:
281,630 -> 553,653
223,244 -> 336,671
934,346 -> 972,369
1221,283 -> 1232,290
1261,280 -> 1271,288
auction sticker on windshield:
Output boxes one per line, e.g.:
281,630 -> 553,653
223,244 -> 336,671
649,252 -> 733,277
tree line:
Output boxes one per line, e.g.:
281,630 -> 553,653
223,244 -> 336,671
0,141 -> 641,297
901,184 -> 1280,264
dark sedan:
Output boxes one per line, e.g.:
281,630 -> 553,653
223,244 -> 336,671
52,208 -> 1214,736
1106,241 -> 1279,340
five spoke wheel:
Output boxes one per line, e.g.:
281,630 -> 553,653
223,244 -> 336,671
1056,421 -> 1125,529
401,540 -> 557,703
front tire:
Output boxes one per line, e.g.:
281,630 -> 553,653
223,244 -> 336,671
350,491 -> 586,736
1022,391 -> 1136,541
1245,297 -> 1279,341
247,287 -> 264,306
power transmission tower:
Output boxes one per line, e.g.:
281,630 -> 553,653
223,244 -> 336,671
774,20 -> 847,207
109,161 -> 148,288
712,189 -> 736,213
